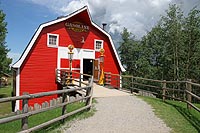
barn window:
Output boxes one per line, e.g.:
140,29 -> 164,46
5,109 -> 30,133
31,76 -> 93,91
47,33 -> 59,47
94,39 -> 103,51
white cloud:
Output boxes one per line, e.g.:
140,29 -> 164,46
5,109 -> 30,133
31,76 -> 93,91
27,0 -> 200,39
8,52 -> 21,65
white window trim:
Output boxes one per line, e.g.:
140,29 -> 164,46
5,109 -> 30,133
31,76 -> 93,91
47,33 -> 59,48
94,39 -> 103,51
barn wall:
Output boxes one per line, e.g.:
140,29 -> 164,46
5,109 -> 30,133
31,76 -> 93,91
19,11 -> 121,109
54,15 -> 121,77
20,30 -> 58,109
91,27 -> 121,86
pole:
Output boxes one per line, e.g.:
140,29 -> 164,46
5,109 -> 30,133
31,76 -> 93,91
162,80 -> 166,101
69,58 -> 72,83
68,44 -> 74,84
186,79 -> 192,109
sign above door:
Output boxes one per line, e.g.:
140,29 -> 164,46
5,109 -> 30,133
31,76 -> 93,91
65,21 -> 89,32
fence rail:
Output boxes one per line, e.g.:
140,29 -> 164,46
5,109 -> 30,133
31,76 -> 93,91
0,70 -> 93,132
104,72 -> 200,113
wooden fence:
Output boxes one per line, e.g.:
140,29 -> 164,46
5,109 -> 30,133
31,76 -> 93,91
0,70 -> 93,133
104,72 -> 200,113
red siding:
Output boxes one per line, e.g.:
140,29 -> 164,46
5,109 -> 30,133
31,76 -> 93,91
61,59 -> 80,68
61,59 -> 69,68
91,27 -> 120,87
20,31 -> 58,109
19,9 -> 121,109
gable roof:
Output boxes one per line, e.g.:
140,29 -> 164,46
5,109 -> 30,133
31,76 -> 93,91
12,6 -> 125,72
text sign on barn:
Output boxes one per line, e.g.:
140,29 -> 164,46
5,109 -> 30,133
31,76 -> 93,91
65,22 -> 89,32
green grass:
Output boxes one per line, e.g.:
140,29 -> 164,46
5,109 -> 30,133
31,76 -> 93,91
0,85 -> 12,116
139,96 -> 200,133
0,85 -> 96,132
0,101 -> 96,133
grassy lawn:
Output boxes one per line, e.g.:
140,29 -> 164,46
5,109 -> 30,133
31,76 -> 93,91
139,96 -> 200,133
0,86 -> 96,133
0,85 -> 12,116
0,102 -> 95,133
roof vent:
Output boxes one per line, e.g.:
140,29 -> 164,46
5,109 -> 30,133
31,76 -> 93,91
102,23 -> 107,31
57,16 -> 65,19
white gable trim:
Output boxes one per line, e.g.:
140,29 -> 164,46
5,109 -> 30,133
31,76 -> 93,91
92,22 -> 125,72
12,6 -> 89,68
12,6 -> 125,72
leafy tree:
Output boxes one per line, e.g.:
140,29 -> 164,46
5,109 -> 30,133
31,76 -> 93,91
119,4 -> 200,85
118,4 -> 200,98
141,24 -> 167,79
160,4 -> 184,81
182,7 -> 200,81
0,9 -> 12,77
139,4 -> 185,81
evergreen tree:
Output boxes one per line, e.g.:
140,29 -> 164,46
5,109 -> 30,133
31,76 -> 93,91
118,28 -> 152,77
183,7 -> 200,81
118,28 -> 135,75
0,8 -> 12,77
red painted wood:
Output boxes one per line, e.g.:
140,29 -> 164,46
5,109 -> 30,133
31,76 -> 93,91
61,59 -> 69,68
20,31 -> 58,109
18,9 -> 121,109
61,59 -> 80,68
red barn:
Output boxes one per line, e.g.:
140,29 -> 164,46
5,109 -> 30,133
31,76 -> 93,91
12,6 -> 125,111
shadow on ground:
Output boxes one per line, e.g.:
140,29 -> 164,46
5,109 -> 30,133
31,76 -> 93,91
0,94 -> 7,98
165,101 -> 200,132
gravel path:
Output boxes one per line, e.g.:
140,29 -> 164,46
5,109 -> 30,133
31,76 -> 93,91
60,95 -> 171,133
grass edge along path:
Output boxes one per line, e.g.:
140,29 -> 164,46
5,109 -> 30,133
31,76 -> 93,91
139,96 -> 200,133
0,100 -> 96,133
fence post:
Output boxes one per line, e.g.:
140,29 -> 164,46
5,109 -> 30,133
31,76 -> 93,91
61,88 -> 67,123
79,74 -> 82,87
21,92 -> 29,130
119,74 -> 122,90
62,71 -> 66,86
116,76 -> 118,89
162,80 -> 166,101
186,79 -> 192,109
131,76 -> 133,94
85,87 -> 91,106
85,77 -> 93,109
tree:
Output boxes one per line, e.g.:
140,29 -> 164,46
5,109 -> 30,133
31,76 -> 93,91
118,28 -> 152,77
141,23 -> 168,80
140,4 -> 185,81
0,9 -> 12,78
118,28 -> 135,74
161,4 -> 184,81
118,28 -> 141,75
182,7 -> 200,81
119,4 -> 200,84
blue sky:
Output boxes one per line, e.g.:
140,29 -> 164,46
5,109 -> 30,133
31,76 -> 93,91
0,0 -> 199,64
1,0 -> 58,63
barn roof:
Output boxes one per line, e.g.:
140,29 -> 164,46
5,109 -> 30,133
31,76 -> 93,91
12,6 -> 125,72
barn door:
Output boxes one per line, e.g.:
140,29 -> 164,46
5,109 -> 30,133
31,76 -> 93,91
94,59 -> 99,80
83,59 -> 93,80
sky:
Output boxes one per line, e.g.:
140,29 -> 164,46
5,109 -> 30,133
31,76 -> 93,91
0,0 -> 200,64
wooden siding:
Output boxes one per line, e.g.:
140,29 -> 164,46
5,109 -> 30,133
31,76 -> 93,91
19,9 -> 121,109
20,31 -> 58,109
61,59 -> 80,68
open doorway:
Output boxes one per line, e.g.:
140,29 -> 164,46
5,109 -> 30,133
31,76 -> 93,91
94,59 -> 99,80
83,59 -> 93,80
